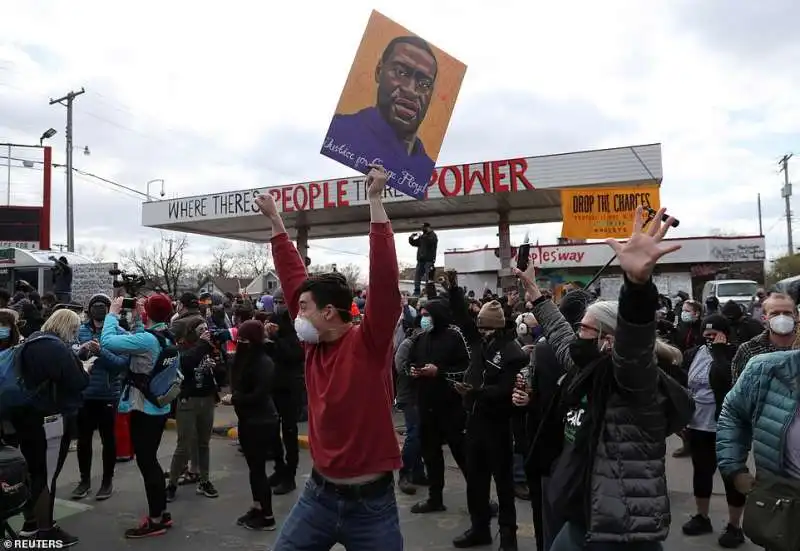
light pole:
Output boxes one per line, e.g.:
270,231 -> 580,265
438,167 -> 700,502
39,128 -> 57,146
146,179 -> 165,201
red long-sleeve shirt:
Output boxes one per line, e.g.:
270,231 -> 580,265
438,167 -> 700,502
271,222 -> 402,479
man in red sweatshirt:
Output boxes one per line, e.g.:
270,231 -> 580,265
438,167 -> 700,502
255,164 -> 403,550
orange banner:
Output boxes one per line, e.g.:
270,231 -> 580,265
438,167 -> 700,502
560,185 -> 661,239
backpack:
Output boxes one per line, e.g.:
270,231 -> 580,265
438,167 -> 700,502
125,329 -> 183,408
0,335 -> 60,419
0,444 -> 29,518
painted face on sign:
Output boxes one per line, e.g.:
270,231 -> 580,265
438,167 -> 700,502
375,39 -> 437,141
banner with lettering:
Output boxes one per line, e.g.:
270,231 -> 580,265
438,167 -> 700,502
560,185 -> 661,239
320,10 -> 467,200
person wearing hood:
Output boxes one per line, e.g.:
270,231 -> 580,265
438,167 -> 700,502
407,296 -> 471,515
705,295 -> 720,315
264,286 -> 305,495
231,319 -> 280,531
71,294 -> 129,502
16,298 -> 44,338
513,288 -> 592,551
445,270 -> 527,551
731,292 -> 798,384
721,299 -> 763,347
260,294 -> 274,314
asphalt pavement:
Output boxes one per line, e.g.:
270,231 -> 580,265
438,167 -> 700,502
4,411 -> 757,550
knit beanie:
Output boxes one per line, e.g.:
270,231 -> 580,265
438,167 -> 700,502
477,300 -> 505,329
87,293 -> 111,309
237,319 -> 265,343
145,293 -> 173,324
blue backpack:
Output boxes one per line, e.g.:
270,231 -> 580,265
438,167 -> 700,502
124,329 -> 183,408
0,335 -> 60,418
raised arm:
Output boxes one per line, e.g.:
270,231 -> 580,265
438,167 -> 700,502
255,192 -> 308,320
361,165 -> 401,354
607,206 -> 681,402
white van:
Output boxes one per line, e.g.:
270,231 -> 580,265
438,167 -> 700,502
701,279 -> 758,310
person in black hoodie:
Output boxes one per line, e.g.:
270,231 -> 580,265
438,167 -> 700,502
264,287 -> 305,495
9,309 -> 89,547
408,297 -> 471,514
446,271 -> 527,551
679,314 -> 745,548
231,319 -> 279,531
513,289 -> 592,551
720,299 -> 762,347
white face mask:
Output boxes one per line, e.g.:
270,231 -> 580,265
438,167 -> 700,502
769,314 -> 796,336
294,316 -> 320,343
680,311 -> 696,323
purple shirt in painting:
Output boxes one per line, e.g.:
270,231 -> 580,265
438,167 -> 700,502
321,106 -> 435,199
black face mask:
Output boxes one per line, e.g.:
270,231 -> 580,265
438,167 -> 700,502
569,337 -> 603,367
704,337 -> 716,348
89,305 -> 107,322
275,305 -> 287,316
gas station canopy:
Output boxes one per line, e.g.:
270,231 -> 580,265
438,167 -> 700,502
141,143 -> 662,242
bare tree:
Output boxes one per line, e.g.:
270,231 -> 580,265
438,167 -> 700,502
232,242 -> 273,279
307,262 -> 363,289
76,243 -> 108,262
121,233 -> 190,296
209,243 -> 234,278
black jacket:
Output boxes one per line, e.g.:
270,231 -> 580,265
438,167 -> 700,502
21,331 -> 89,416
265,310 -> 304,390
409,231 -> 437,263
531,278 -> 691,544
682,342 -> 735,421
230,349 -> 278,424
448,286 -> 527,420
408,299 -> 470,410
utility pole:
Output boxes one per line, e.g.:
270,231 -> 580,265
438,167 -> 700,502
757,193 -> 763,236
779,154 -> 794,255
49,88 -> 85,252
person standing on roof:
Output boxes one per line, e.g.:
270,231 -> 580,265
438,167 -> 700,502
255,164 -> 403,550
409,222 -> 438,297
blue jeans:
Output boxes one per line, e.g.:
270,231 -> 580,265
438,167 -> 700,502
550,522 -> 663,551
512,452 -> 526,485
400,404 -> 424,479
273,476 -> 402,551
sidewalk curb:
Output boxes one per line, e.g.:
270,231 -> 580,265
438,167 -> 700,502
166,419 -> 310,449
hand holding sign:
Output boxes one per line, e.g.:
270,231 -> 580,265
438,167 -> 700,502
366,164 -> 388,200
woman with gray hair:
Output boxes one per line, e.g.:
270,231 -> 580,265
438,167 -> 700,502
7,308 -> 89,547
513,206 -> 693,550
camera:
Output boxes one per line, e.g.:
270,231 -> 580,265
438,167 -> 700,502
109,268 -> 147,298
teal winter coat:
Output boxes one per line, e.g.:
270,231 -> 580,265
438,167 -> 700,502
716,349 -> 800,478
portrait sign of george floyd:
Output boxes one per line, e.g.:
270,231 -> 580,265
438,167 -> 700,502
560,185 -> 661,239
320,10 -> 467,200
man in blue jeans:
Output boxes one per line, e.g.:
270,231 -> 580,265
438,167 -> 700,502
257,164 -> 403,551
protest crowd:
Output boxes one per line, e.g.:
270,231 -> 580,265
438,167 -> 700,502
1,165 -> 799,551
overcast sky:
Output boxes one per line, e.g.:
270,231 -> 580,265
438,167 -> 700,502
1,0 -> 798,275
